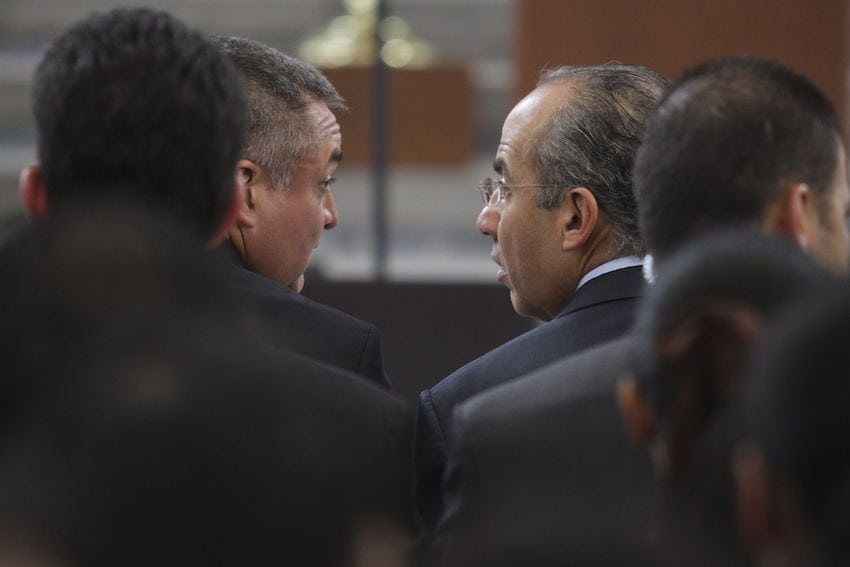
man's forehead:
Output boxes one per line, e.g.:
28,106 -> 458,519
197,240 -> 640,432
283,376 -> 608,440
515,81 -> 576,122
496,81 -> 575,170
305,99 -> 341,144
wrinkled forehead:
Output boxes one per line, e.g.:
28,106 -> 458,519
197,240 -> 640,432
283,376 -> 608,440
305,98 -> 342,148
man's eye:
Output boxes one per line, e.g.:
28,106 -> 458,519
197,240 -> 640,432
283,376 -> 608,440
319,176 -> 336,190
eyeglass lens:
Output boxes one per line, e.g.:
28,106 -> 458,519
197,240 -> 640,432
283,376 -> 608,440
479,177 -> 501,206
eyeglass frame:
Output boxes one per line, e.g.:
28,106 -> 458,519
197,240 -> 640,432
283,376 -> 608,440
478,176 -> 562,206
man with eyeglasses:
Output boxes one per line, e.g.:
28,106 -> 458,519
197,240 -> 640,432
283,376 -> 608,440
415,64 -> 667,537
441,55 -> 849,561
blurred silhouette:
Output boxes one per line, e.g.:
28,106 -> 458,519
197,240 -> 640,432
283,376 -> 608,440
737,288 -> 850,567
618,231 -> 828,566
0,206 -> 416,566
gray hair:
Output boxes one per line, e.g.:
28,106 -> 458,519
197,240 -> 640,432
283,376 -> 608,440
215,36 -> 347,188
531,64 -> 667,256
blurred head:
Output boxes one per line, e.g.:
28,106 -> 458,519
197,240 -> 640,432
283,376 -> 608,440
0,334 -> 393,567
0,204 -> 241,431
23,8 -> 247,241
737,289 -> 850,566
617,231 -> 827,558
216,37 -> 347,289
620,231 -> 825,476
0,207 -> 411,567
477,64 -> 666,320
635,55 -> 849,274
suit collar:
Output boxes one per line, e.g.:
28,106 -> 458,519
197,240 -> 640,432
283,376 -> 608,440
576,256 -> 644,290
217,239 -> 299,297
555,265 -> 645,318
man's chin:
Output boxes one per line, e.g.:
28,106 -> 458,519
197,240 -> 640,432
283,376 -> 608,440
508,290 -> 529,318
509,291 -> 550,322
288,274 -> 306,293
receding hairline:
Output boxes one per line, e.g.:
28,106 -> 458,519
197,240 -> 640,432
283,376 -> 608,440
514,78 -> 580,163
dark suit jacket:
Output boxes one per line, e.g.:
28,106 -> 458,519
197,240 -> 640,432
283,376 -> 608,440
7,339 -> 418,566
415,266 -> 645,531
220,242 -> 391,390
438,336 -> 655,561
255,346 -> 418,539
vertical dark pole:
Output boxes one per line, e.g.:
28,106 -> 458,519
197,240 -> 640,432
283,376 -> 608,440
371,0 -> 389,281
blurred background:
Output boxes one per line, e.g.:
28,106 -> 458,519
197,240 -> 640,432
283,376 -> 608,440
0,0 -> 847,401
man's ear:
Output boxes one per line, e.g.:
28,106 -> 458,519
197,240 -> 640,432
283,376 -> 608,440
235,159 -> 263,228
616,373 -> 656,447
764,182 -> 812,251
561,187 -> 599,251
19,165 -> 48,220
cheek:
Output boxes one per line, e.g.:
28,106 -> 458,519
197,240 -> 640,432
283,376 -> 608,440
496,204 -> 524,242
499,225 -> 537,283
496,216 -> 519,262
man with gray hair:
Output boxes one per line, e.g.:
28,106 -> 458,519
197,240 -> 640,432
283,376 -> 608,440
440,55 -> 849,562
416,64 -> 667,532
215,37 -> 390,390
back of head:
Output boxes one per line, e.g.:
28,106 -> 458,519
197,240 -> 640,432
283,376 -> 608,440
533,64 -> 668,256
0,204 -> 241,430
214,36 -> 346,188
0,211 -> 414,563
635,56 -> 840,262
632,231 -> 826,560
32,8 -> 247,237
743,289 -> 850,564
0,333 -> 358,566
637,230 -> 826,462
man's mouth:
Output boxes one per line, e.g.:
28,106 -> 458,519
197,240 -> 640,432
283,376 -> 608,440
491,252 -> 508,284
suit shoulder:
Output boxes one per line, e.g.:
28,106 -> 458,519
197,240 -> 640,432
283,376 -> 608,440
235,267 -> 376,331
457,335 -> 639,432
429,322 -> 556,406
267,347 -> 406,420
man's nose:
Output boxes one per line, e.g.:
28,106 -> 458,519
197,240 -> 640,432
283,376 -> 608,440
323,191 -> 339,229
476,204 -> 500,239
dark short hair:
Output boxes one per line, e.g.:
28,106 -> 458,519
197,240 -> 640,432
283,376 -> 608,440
742,288 -> 850,561
214,36 -> 346,188
32,8 -> 247,238
634,55 -> 841,262
532,64 -> 668,256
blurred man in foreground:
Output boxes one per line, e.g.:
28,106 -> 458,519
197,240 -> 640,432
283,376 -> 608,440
4,8 -> 416,561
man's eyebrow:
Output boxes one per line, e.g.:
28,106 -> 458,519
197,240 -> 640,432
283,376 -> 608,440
330,149 -> 343,164
493,157 -> 504,175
